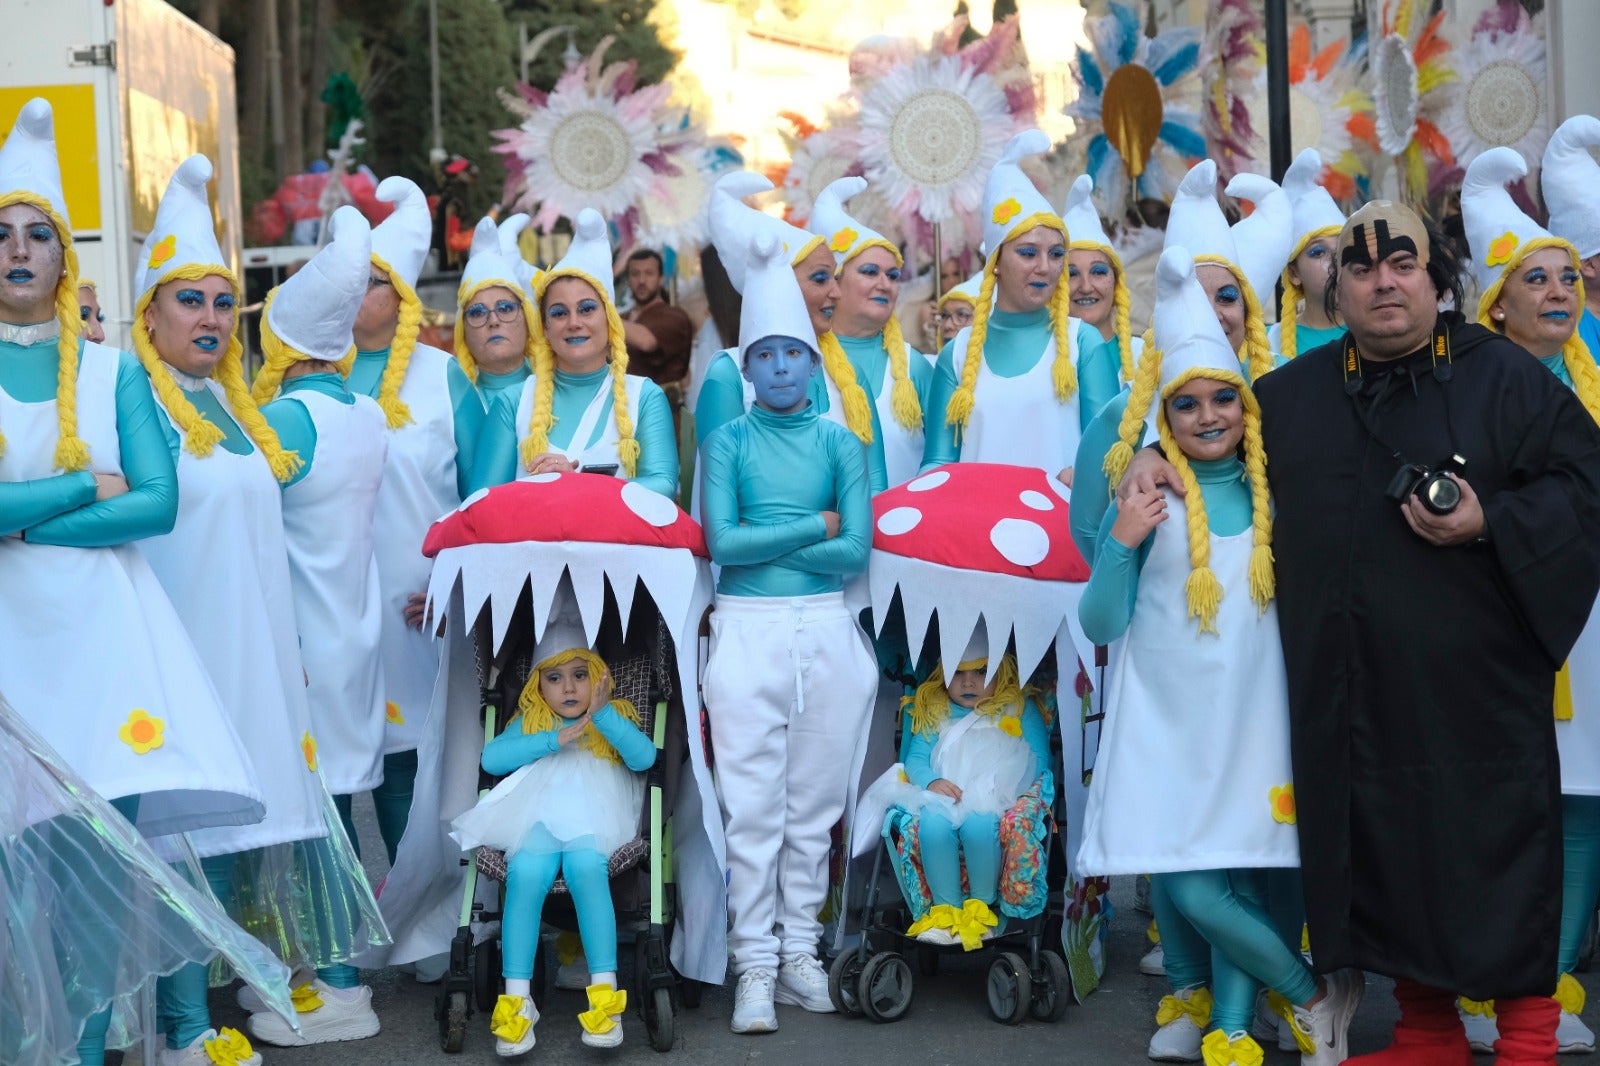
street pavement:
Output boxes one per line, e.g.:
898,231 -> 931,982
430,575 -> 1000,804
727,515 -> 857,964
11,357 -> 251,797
173,796 -> 1543,1064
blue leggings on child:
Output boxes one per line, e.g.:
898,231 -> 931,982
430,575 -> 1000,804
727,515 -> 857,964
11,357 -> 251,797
918,811 -> 1002,906
1561,794 -> 1600,974
502,848 -> 616,980
74,795 -> 140,1066
1154,869 -> 1317,1034
1152,868 -> 1306,994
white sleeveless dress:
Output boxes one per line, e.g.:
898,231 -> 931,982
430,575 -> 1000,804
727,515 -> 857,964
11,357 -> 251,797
512,369 -> 647,476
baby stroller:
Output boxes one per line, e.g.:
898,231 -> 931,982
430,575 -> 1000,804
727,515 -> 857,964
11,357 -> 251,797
386,475 -> 722,1054
832,463 -> 1101,1023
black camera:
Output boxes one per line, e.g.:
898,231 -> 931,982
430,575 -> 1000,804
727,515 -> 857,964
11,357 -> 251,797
1385,454 -> 1467,515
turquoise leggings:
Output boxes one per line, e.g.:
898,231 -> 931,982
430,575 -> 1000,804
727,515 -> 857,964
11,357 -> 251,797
1152,868 -> 1305,990
502,848 -> 616,980
333,749 -> 418,867
918,811 -> 1003,907
1561,794 -> 1600,974
73,795 -> 141,1066
1153,869 -> 1318,1034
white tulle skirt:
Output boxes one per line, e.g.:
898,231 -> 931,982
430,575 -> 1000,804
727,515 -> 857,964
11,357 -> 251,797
451,744 -> 643,858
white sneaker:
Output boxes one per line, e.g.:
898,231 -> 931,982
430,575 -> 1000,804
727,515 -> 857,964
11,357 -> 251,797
1558,1009 -> 1596,1054
731,967 -> 778,1034
775,954 -> 835,1013
555,955 -> 591,991
1148,1014 -> 1204,1062
247,981 -> 381,1046
491,994 -> 538,1058
579,983 -> 627,1049
1252,988 -> 1297,1052
1460,1003 -> 1498,1054
236,968 -> 312,1014
157,1028 -> 262,1065
1134,874 -> 1153,914
1140,943 -> 1167,976
1291,968 -> 1364,1066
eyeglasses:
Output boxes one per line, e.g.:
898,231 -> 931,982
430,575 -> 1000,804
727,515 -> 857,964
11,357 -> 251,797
367,275 -> 392,289
464,299 -> 524,326
938,308 -> 974,326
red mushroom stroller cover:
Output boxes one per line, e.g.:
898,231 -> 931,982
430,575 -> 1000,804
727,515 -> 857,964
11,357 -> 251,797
856,463 -> 1108,998
367,474 -> 727,984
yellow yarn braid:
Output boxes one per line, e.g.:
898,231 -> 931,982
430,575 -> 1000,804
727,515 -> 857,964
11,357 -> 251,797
1478,239 -> 1600,425
1278,279 -> 1304,362
1158,411 -> 1223,634
516,648 -> 643,765
132,265 -> 230,459
521,269 -> 640,476
904,654 -> 1028,738
371,256 -> 417,429
1240,394 -> 1275,611
817,330 -> 875,444
1104,343 -> 1163,489
0,193 -> 91,469
452,277 -> 537,385
1049,276 -> 1077,402
881,314 -> 923,431
945,256 -> 999,436
1113,274 -> 1135,381
214,340 -> 303,482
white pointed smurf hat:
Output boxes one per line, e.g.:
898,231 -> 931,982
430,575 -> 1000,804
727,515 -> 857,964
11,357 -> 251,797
1165,161 -> 1237,266
981,129 -> 1063,258
1062,174 -> 1115,258
532,582 -> 590,664
1152,244 -> 1245,397
369,176 -> 431,289
1222,172 -> 1294,301
810,176 -> 901,269
497,212 -> 538,299
1463,146 -> 1571,315
739,230 -> 818,359
939,270 -> 986,310
459,215 -> 533,306
709,170 -> 825,294
536,208 -> 616,306
134,155 -> 229,306
266,205 -> 371,360
0,98 -> 69,228
1542,115 -> 1600,261
1282,148 -> 1346,262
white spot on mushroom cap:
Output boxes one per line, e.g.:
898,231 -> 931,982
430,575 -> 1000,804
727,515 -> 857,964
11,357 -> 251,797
457,487 -> 489,512
991,518 -> 1050,567
526,472 -> 561,484
620,480 -> 679,528
1019,489 -> 1054,511
878,506 -> 923,536
907,471 -> 950,492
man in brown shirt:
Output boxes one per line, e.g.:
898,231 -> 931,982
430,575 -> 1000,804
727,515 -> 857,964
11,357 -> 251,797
622,248 -> 693,425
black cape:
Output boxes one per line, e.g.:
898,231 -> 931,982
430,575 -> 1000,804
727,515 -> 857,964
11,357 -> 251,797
1255,313 -> 1600,999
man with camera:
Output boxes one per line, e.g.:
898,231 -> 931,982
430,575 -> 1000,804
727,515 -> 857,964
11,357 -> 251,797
1118,200 -> 1600,1064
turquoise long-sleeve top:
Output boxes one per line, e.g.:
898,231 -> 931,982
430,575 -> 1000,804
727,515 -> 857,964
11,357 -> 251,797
1582,308 -> 1600,364
701,400 -> 872,597
349,346 -> 482,499
481,702 -> 657,775
1070,387 -> 1138,563
903,694 -> 1054,801
170,370 -> 253,456
1294,322 -> 1344,354
1078,455 -> 1253,646
922,312 -> 1122,469
260,373 -> 355,487
471,364 -> 679,498
476,363 -> 531,413
693,347 -> 890,494
0,337 -> 179,545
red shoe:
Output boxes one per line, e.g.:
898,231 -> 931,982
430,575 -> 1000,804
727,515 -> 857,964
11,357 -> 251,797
1346,981 -> 1474,1066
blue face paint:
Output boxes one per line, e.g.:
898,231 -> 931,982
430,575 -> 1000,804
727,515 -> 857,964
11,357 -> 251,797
742,334 -> 818,414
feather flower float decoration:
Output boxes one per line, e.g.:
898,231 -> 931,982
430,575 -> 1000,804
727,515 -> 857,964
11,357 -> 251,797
1242,24 -> 1375,201
1066,1 -> 1205,221
1439,0 -> 1549,176
1201,0 -> 1264,184
493,37 -> 698,236
1371,0 -> 1458,204
781,118 -> 865,227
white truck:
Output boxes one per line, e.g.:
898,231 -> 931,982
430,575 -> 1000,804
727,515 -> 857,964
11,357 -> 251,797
1,0 -> 240,348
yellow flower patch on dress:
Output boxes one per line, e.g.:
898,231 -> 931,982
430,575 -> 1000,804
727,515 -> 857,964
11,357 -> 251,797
830,227 -> 858,254
1269,784 -> 1296,824
992,198 -> 1022,225
998,715 -> 1023,737
119,709 -> 166,754
148,234 -> 177,270
301,731 -> 318,772
1486,232 -> 1518,267
386,700 -> 405,725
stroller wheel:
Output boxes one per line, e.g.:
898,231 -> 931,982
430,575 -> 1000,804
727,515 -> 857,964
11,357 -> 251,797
642,986 -> 676,1052
986,952 -> 1032,1025
1029,950 -> 1071,1022
827,950 -> 866,1015
439,989 -> 470,1052
857,952 -> 914,1024
474,935 -> 502,1013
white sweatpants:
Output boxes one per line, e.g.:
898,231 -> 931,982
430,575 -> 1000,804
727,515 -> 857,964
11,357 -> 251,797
704,592 -> 877,974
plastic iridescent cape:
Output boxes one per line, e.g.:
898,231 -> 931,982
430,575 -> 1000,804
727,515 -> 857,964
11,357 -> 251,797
0,695 -> 296,1065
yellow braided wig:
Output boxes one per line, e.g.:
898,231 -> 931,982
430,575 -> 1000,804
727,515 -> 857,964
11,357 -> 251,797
903,654 -> 1050,737
517,648 -> 644,765
945,214 -> 1075,438
133,264 -> 301,481
817,331 -> 876,444
1276,226 -> 1341,363
0,191 -> 88,469
452,276 -> 536,385
369,255 -> 417,429
1478,237 -> 1600,425
522,269 -> 640,476
837,240 -> 923,431
250,290 -> 356,404
1072,240 -> 1136,381
1103,342 -> 1163,490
